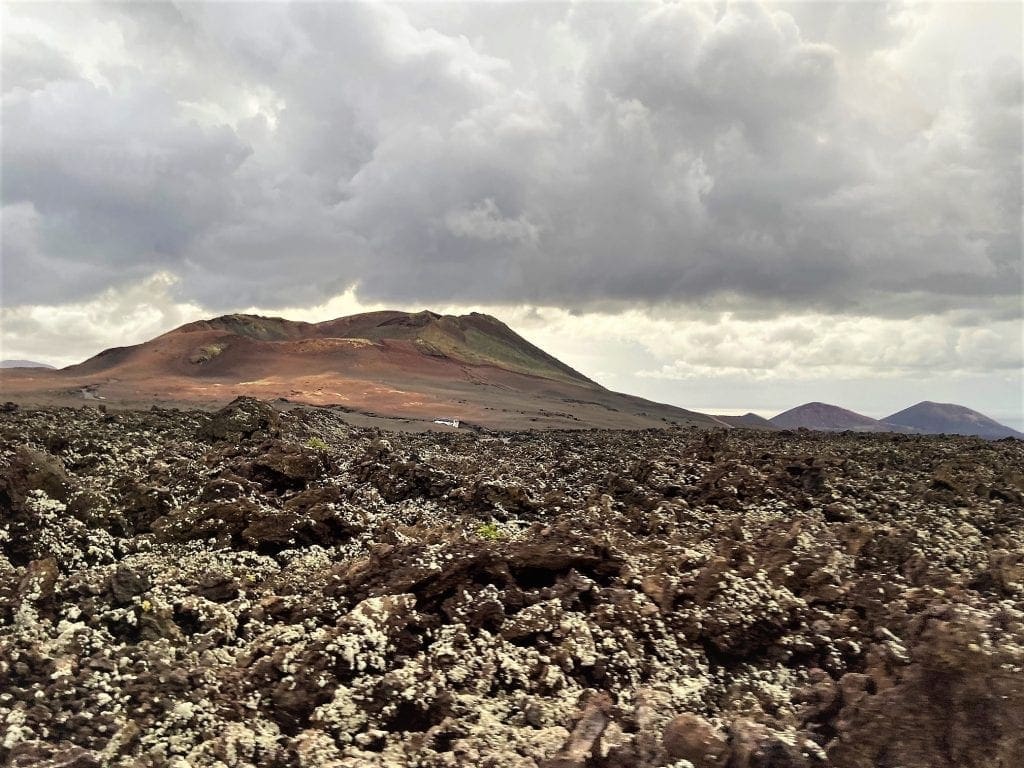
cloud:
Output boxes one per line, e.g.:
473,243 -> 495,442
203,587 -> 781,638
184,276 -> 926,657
0,272 -> 205,366
445,198 -> 540,244
0,29 -> 78,91
634,313 -> 1023,382
2,1 -> 1019,317
1,70 -> 253,302
1,1 -> 1020,423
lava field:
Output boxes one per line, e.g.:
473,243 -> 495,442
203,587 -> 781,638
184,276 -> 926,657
1,398 -> 1022,767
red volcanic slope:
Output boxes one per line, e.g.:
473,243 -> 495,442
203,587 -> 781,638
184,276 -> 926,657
1,311 -> 724,431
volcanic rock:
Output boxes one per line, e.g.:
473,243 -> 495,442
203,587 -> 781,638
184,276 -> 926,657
1,403 -> 1021,767
662,713 -> 729,766
199,396 -> 281,442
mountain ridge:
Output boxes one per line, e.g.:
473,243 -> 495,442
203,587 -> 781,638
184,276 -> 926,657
884,401 -> 1023,440
0,310 -> 719,431
3,313 -> 1017,437
767,400 -> 1021,439
769,401 -> 902,432
111,310 -> 598,388
0,359 -> 55,369
713,412 -> 779,430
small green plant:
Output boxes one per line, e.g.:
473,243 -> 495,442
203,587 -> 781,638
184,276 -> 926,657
476,522 -> 505,541
305,436 -> 330,453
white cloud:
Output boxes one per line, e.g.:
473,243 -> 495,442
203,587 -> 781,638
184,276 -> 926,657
444,198 -> 540,244
0,273 -> 205,366
2,1 -> 1018,314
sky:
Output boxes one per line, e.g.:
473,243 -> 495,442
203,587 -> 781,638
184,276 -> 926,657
1,1 -> 1022,425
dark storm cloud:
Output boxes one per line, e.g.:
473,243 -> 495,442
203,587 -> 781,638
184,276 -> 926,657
2,1 -> 1020,319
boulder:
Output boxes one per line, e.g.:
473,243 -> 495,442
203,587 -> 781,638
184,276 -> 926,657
198,397 -> 280,442
662,713 -> 729,767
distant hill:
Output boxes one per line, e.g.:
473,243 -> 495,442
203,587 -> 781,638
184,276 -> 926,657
157,310 -> 596,388
770,402 -> 911,433
0,310 -> 724,431
0,359 -> 55,369
884,401 -> 1023,440
713,412 -> 779,430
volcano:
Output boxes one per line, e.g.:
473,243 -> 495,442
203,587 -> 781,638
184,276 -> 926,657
769,402 -> 911,433
883,401 -> 1023,439
0,310 -> 724,430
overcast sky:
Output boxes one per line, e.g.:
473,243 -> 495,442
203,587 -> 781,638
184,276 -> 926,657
2,1 -> 1021,424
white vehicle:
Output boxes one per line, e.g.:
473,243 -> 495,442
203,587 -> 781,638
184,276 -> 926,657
433,418 -> 460,428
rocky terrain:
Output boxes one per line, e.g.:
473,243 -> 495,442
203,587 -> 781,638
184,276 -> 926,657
2,398 -> 1023,767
